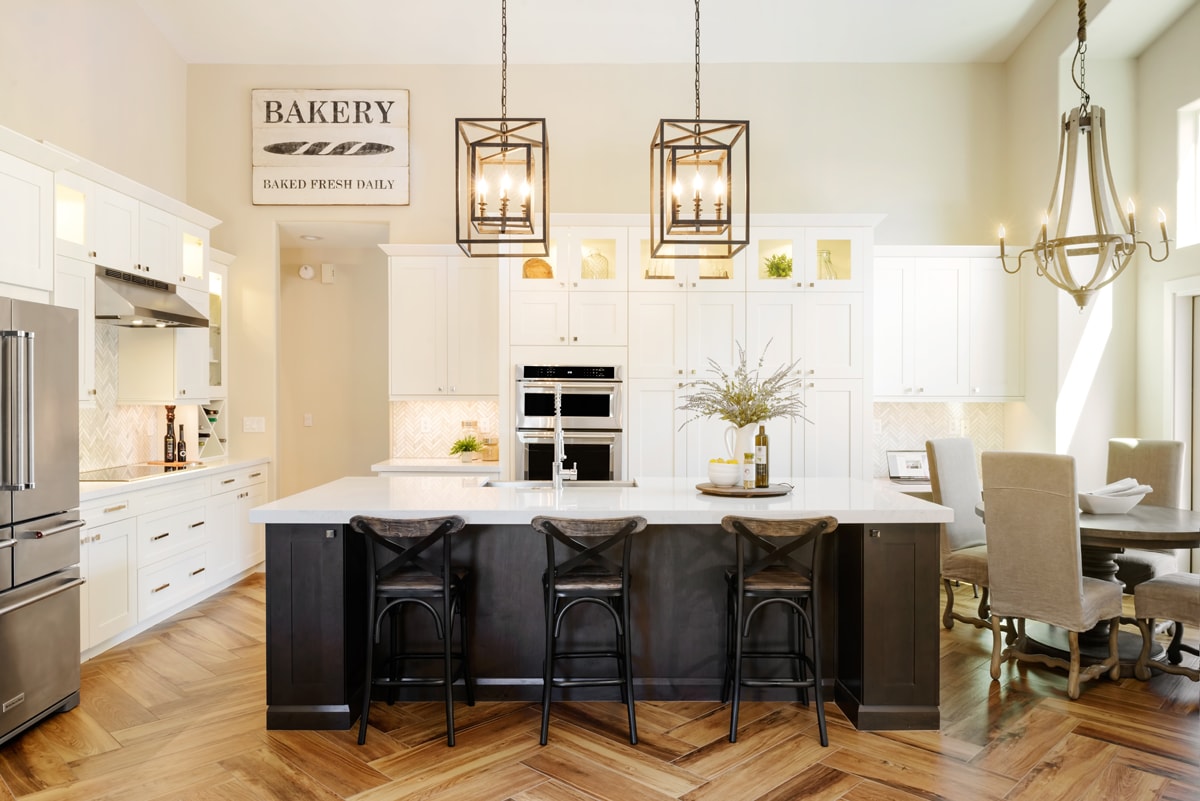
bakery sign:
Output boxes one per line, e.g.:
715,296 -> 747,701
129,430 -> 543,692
251,89 -> 409,205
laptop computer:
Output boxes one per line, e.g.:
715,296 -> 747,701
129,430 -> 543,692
886,450 -> 930,483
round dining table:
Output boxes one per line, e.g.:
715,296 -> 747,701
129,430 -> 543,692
1047,506 -> 1199,673
978,503 -> 1200,675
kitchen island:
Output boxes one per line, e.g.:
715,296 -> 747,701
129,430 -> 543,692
251,475 -> 952,732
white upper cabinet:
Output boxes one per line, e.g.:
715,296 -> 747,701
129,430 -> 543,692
873,247 -> 1020,401
387,250 -> 499,397
627,228 -> 745,292
52,254 -> 98,403
565,227 -> 628,291
55,169 -> 213,284
0,150 -> 55,294
746,226 -> 866,291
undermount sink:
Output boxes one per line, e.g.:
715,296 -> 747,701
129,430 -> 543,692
483,479 -> 638,489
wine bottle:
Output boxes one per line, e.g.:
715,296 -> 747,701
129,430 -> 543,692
176,425 -> 187,463
755,425 -> 769,488
164,424 -> 176,462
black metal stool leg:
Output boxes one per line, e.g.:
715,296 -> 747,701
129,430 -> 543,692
729,595 -> 745,743
622,588 -> 637,745
540,591 -> 555,746
359,595 -> 377,745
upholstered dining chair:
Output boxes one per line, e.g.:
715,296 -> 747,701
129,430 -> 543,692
1134,572 -> 1200,683
1107,438 -> 1186,591
981,452 -> 1122,699
926,438 -> 990,630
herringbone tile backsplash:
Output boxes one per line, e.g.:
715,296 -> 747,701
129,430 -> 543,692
79,324 -> 161,471
871,401 -> 1004,476
390,400 -> 500,458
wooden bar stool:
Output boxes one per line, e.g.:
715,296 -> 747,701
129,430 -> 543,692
349,514 -> 475,746
531,515 -> 647,746
721,515 -> 838,746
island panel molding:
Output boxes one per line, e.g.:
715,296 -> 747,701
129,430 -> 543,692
251,89 -> 410,205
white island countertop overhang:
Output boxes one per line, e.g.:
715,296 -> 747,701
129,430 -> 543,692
249,475 -> 952,526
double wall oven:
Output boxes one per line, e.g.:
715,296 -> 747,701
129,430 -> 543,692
515,365 -> 623,482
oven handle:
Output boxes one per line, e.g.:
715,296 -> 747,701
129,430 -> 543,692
517,381 -> 620,392
0,576 -> 86,617
518,430 -> 619,442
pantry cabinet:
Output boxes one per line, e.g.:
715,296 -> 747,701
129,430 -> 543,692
384,247 -> 499,397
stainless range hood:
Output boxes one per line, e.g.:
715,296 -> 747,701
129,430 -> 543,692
94,266 -> 208,328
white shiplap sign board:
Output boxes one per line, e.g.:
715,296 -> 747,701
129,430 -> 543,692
252,89 -> 410,205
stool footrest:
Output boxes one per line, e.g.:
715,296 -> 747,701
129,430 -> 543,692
552,677 -> 626,688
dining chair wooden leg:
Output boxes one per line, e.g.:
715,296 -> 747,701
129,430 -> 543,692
989,614 -> 1004,679
1134,617 -> 1155,680
1067,630 -> 1082,700
942,578 -> 957,630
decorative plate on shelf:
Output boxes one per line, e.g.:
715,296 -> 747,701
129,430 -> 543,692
696,483 -> 793,498
523,257 -> 553,278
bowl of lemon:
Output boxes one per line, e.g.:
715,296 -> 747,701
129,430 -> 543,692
707,458 -> 742,487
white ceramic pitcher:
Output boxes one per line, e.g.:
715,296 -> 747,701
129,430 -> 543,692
724,423 -> 758,463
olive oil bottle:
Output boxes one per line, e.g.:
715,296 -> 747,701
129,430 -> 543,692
754,425 -> 769,488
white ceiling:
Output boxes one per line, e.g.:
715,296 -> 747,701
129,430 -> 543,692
133,0 -> 1081,66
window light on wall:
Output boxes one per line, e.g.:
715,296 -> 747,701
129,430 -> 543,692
1178,98 -> 1200,248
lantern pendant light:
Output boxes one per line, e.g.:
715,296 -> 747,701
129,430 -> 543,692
456,0 -> 549,257
650,0 -> 749,258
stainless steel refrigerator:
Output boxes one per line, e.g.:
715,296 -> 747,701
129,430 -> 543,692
0,297 -> 84,747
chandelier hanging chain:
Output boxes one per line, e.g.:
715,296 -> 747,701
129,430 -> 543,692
1072,0 -> 1090,114
500,0 -> 508,125
693,0 -> 702,123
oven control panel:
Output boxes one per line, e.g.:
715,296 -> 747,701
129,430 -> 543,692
518,365 -> 620,381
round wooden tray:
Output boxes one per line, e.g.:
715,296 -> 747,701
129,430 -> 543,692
696,482 -> 793,498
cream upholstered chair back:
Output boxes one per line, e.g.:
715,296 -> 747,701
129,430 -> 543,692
1106,438 -> 1184,509
982,451 -> 1096,631
927,438 -> 986,556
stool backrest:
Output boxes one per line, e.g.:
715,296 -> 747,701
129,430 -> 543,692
720,515 -> 839,586
350,515 -> 466,583
531,516 -> 647,584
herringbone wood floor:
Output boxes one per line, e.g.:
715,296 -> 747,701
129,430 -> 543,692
1,574 -> 1197,800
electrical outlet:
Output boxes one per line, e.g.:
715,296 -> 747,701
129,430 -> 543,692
420,417 -> 432,433
873,419 -> 883,435
303,413 -> 313,427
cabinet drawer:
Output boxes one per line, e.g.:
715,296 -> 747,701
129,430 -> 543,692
137,545 -> 209,621
134,479 -> 208,515
137,502 -> 207,567
209,466 -> 268,495
81,496 -> 136,527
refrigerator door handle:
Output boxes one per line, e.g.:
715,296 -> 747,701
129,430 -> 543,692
22,519 -> 86,540
0,330 -> 35,492
0,576 -> 85,618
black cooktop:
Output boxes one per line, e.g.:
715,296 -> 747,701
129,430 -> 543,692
80,463 -> 203,482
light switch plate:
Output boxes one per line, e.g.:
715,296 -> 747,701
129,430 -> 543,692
243,416 -> 266,433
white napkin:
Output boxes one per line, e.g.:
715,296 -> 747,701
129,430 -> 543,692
1085,477 -> 1153,497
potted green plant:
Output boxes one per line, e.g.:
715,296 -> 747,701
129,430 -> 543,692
764,253 -> 793,278
450,434 -> 482,462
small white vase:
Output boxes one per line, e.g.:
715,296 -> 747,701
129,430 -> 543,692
724,423 -> 759,463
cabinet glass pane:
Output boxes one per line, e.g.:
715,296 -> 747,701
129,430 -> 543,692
579,238 -> 617,281
637,238 -> 679,282
56,184 -> 87,245
697,246 -> 735,282
181,231 -> 205,279
518,239 -> 558,280
816,238 -> 853,281
755,238 -> 794,281
208,271 -> 223,391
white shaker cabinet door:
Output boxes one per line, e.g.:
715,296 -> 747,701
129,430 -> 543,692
628,292 -> 687,379
627,379 -> 687,478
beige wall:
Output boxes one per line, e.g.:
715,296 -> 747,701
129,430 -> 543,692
1136,1 -> 1200,441
278,245 -> 389,496
0,0 -> 188,198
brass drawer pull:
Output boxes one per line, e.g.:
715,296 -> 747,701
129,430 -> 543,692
103,503 -> 128,514
152,532 -> 170,541
152,582 -> 170,593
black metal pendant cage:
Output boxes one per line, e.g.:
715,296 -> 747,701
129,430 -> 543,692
651,118 -> 749,258
456,117 -> 549,257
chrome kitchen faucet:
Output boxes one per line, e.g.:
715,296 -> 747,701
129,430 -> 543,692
552,383 -> 578,490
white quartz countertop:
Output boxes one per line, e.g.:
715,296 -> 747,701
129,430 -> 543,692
371,457 -> 502,474
80,458 -> 270,504
249,475 -> 953,526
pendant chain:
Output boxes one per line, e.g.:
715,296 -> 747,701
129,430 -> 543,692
693,0 -> 701,121
501,0 -> 508,123
1073,0 -> 1090,114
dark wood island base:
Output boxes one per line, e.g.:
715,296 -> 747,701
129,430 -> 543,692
265,520 -> 940,732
